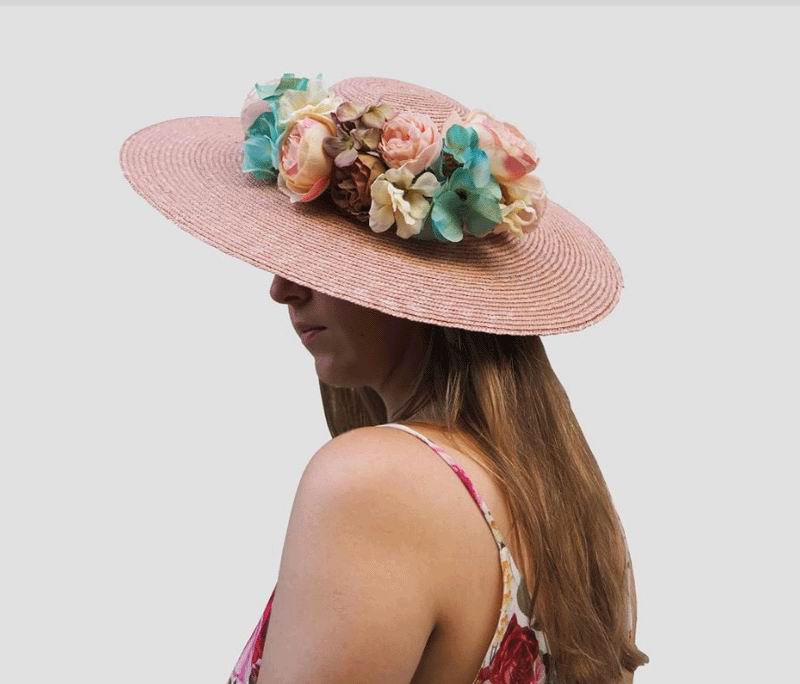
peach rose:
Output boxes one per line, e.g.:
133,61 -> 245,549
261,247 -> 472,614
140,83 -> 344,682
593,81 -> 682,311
277,114 -> 337,203
446,109 -> 539,184
379,112 -> 443,176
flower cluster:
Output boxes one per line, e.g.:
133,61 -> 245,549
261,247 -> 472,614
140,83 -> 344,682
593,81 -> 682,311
241,73 -> 548,243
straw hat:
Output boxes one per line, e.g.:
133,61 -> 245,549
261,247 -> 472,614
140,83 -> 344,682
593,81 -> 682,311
118,74 -> 623,335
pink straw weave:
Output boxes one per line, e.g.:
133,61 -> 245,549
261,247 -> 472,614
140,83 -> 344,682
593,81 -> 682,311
119,76 -> 623,335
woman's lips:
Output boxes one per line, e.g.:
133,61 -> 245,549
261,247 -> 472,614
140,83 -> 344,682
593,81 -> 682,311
300,327 -> 326,345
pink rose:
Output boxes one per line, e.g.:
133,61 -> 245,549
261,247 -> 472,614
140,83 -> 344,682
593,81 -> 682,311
451,109 -> 539,183
277,114 -> 336,203
379,111 -> 443,176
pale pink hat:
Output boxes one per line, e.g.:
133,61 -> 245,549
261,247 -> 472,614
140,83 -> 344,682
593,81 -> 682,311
119,76 -> 623,335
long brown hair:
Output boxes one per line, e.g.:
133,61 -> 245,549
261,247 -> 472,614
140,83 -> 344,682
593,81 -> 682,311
318,325 -> 650,682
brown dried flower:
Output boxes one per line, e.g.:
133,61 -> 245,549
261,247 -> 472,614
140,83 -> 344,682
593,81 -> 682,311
329,153 -> 387,222
323,100 -> 398,167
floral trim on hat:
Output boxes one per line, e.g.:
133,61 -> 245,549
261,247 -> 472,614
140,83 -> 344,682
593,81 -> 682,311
241,73 -> 548,243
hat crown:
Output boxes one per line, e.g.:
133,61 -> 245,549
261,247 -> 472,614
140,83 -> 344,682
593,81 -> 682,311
329,76 -> 469,131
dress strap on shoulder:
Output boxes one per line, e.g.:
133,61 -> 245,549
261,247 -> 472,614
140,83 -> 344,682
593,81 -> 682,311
377,422 -> 507,551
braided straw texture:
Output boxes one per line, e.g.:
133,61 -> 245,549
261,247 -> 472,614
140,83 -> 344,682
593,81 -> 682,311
118,76 -> 623,335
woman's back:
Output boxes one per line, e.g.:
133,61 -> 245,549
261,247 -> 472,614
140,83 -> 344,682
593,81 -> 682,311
381,422 -> 551,683
227,422 -> 551,683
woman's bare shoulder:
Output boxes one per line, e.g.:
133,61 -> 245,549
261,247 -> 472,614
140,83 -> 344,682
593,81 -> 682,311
261,426 -> 447,681
296,425 -> 460,542
303,424 -> 451,484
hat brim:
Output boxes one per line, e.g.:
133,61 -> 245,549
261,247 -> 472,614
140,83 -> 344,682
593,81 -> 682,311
119,115 -> 623,335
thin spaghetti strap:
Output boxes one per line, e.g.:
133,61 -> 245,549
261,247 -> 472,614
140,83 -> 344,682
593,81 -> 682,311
377,422 -> 508,551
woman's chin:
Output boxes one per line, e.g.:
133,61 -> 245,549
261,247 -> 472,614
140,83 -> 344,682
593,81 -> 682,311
313,357 -> 363,388
313,357 -> 341,385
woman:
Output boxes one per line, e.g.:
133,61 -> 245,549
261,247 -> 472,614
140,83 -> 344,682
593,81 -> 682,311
120,73 -> 650,683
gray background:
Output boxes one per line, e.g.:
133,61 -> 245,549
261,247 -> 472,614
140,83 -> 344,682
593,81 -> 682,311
1,5 -> 798,682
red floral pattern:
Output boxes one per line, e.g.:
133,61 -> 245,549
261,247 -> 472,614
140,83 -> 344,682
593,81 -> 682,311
477,614 -> 547,684
227,587 -> 275,684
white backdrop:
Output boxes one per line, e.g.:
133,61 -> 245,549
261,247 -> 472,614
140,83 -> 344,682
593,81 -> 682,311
1,6 -> 798,682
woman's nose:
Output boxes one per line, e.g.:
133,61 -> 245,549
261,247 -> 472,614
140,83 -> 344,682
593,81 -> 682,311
269,274 -> 310,305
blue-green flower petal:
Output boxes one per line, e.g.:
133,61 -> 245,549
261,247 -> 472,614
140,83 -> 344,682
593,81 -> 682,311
468,149 -> 492,188
431,191 -> 466,242
443,124 -> 474,164
413,122 -> 506,241
445,124 -> 485,166
446,167 -> 476,193
246,110 -> 279,140
428,163 -> 504,241
254,73 -> 309,101
488,177 -> 502,201
464,193 -> 503,236
242,134 -> 277,181
242,72 -> 317,182
466,191 -> 503,223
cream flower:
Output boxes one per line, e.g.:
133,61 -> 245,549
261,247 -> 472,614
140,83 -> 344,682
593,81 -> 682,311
493,200 -> 538,237
368,167 -> 440,239
492,172 -> 548,236
277,76 -> 341,130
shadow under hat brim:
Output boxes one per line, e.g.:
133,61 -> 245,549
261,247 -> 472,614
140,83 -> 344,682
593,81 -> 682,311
119,115 -> 623,336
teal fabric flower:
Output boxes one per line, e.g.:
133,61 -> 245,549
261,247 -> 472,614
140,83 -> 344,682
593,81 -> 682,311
242,73 -> 311,181
253,74 -> 310,109
443,123 -> 478,162
242,132 -> 279,181
430,167 -> 503,241
442,123 -> 491,187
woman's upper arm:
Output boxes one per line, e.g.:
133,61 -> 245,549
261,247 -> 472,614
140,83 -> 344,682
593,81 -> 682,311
257,427 -> 440,684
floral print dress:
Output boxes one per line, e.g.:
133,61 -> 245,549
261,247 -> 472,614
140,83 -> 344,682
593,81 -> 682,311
227,421 -> 552,684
